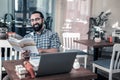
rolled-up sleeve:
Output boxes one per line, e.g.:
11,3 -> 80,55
50,33 -> 61,49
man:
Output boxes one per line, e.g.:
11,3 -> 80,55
24,11 -> 61,53
3,11 -> 61,80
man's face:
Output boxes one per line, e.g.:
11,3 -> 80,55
30,13 -> 44,32
30,13 -> 44,26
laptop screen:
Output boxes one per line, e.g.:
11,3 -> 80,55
35,52 -> 77,77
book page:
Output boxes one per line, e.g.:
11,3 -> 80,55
8,37 -> 39,54
8,37 -> 23,52
19,38 -> 39,54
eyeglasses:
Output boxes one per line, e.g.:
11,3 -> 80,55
30,18 -> 41,22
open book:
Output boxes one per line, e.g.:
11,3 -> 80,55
8,37 -> 40,68
8,37 -> 39,54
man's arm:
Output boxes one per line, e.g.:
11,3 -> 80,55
38,48 -> 58,53
38,32 -> 61,53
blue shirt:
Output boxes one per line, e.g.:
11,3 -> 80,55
24,28 -> 61,50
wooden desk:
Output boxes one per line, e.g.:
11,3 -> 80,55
3,60 -> 97,80
74,39 -> 114,60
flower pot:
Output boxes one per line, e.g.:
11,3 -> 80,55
0,22 -> 8,39
0,27 -> 8,39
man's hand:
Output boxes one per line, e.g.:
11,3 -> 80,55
21,50 -> 30,60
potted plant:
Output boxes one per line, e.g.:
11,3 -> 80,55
89,10 -> 111,41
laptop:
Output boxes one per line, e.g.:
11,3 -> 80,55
35,52 -> 77,77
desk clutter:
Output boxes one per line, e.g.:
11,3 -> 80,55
73,59 -> 80,69
15,61 -> 36,79
23,61 -> 35,78
15,65 -> 27,79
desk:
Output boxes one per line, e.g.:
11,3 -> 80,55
74,39 -> 114,61
3,60 -> 97,80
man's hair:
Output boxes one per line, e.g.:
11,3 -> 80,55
31,11 -> 44,19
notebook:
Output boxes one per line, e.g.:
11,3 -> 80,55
35,52 -> 77,77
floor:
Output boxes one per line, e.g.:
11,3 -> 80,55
79,54 -> 120,80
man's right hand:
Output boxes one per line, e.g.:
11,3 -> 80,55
21,50 -> 30,60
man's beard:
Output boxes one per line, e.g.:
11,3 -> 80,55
33,23 -> 43,32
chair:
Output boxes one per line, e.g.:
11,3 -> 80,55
93,44 -> 120,80
0,40 -> 21,79
100,47 -> 113,59
62,32 -> 88,68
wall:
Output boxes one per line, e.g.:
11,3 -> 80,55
1,0 -> 120,36
0,0 -> 12,18
91,0 -> 120,35
0,0 -> 7,18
